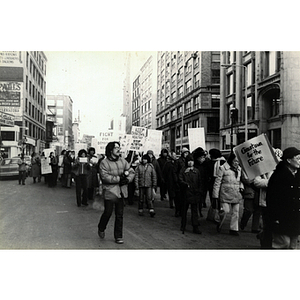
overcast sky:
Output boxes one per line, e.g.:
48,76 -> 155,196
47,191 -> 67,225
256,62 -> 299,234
45,51 -> 155,137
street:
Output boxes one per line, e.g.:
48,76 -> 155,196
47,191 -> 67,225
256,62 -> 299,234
0,177 -> 262,250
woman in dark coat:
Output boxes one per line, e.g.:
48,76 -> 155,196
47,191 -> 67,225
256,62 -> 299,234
31,152 -> 41,183
87,147 -> 99,200
62,150 -> 73,188
266,147 -> 300,249
179,154 -> 203,234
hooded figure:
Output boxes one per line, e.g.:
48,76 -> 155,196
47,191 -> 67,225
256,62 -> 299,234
157,148 -> 169,201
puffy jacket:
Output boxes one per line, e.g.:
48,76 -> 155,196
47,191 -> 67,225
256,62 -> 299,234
212,162 -> 244,204
18,158 -> 27,171
100,157 -> 135,200
134,163 -> 157,189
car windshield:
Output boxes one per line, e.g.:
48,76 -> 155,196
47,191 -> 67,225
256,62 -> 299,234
1,159 -> 12,166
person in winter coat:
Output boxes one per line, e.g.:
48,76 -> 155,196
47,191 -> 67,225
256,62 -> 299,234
253,148 -> 283,248
48,151 -> 58,187
17,153 -> 27,185
165,151 -> 181,213
212,152 -> 244,236
126,152 -> 140,205
147,150 -> 162,188
62,150 -> 73,188
193,147 -> 210,217
157,148 -> 169,201
87,147 -> 99,200
98,141 -> 135,244
266,147 -> 300,249
134,154 -> 157,217
73,149 -> 91,206
240,172 -> 261,233
179,154 -> 202,234
31,152 -> 41,183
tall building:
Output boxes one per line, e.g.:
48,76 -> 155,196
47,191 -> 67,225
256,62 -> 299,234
132,54 -> 157,130
219,51 -> 300,150
122,52 -> 132,133
156,51 -> 220,153
46,95 -> 73,150
0,51 -> 47,157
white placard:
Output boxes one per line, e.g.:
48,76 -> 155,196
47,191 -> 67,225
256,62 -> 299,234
188,128 -> 206,152
144,129 -> 162,157
41,157 -> 52,175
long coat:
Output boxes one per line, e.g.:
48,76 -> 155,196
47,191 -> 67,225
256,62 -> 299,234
179,167 -> 202,204
266,161 -> 300,236
212,162 -> 244,204
31,156 -> 41,178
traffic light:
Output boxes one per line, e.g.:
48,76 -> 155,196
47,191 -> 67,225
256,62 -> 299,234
230,107 -> 238,124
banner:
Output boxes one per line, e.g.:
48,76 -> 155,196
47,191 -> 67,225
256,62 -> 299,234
41,157 -> 52,175
144,129 -> 162,157
234,134 -> 278,181
188,128 -> 205,152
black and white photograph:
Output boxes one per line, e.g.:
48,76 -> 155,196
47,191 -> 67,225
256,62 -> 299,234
1,2 -> 300,299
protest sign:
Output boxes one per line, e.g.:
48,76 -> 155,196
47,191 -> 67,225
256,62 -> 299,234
144,129 -> 162,157
43,148 -> 55,158
128,126 -> 147,152
98,131 -> 119,154
41,157 -> 52,175
234,134 -> 278,181
119,134 -> 132,157
188,128 -> 205,152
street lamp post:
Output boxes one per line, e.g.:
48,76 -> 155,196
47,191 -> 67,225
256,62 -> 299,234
221,63 -> 248,142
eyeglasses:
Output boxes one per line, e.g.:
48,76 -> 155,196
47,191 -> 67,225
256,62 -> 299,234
114,147 -> 121,150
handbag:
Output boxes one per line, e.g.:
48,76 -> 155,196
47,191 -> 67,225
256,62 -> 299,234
206,198 -> 220,223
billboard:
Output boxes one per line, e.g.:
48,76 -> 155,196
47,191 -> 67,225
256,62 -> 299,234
0,51 -> 23,67
0,81 -> 23,120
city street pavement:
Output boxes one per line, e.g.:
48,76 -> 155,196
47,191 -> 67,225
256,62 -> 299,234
0,177 -> 262,250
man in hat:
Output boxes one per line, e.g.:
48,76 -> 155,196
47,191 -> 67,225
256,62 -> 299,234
266,147 -> 300,249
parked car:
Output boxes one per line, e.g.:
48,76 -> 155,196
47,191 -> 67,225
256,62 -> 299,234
0,155 -> 31,179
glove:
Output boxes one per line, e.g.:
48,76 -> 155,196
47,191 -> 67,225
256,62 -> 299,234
119,174 -> 129,186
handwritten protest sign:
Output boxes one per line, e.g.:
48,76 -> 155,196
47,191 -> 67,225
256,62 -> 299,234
234,134 -> 278,181
119,134 -> 132,157
144,129 -> 162,157
128,126 -> 146,152
98,131 -> 119,153
188,128 -> 205,152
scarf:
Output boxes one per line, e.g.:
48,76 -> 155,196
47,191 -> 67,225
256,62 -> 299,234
213,156 -> 226,177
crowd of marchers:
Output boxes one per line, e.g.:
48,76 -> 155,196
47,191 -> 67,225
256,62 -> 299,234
15,142 -> 300,249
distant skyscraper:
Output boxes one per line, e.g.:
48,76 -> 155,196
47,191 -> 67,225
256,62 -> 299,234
122,52 -> 132,133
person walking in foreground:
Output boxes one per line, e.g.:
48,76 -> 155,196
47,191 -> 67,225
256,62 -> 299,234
212,152 -> 244,236
17,153 -> 27,185
31,152 -> 41,183
134,154 -> 157,217
179,154 -> 202,234
266,147 -> 300,249
98,141 -> 134,244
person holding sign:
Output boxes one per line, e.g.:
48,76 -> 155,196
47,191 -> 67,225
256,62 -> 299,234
266,147 -> 300,249
73,149 -> 91,207
212,152 -> 244,236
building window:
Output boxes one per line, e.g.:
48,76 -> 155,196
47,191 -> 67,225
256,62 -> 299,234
194,73 -> 200,88
185,101 -> 191,114
171,109 -> 176,120
227,74 -> 234,95
212,69 -> 220,84
228,51 -> 235,64
177,106 -> 182,118
264,51 -> 280,78
26,76 -> 28,90
183,123 -> 190,137
212,94 -> 220,108
29,81 -> 31,95
171,91 -> 176,102
212,51 -> 220,62
207,117 -> 219,133
193,96 -> 200,110
176,125 -> 181,138
192,119 -> 199,128
271,97 -> 280,117
185,79 -> 192,94
178,86 -> 183,98
25,98 -> 28,113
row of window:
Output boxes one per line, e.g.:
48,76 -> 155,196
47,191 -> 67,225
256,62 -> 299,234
162,117 -> 219,142
25,119 -> 45,141
26,77 -> 46,110
25,98 -> 45,125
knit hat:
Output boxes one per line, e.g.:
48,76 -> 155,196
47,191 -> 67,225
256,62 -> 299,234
282,147 -> 300,161
181,147 -> 189,154
142,154 -> 150,163
147,150 -> 154,155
